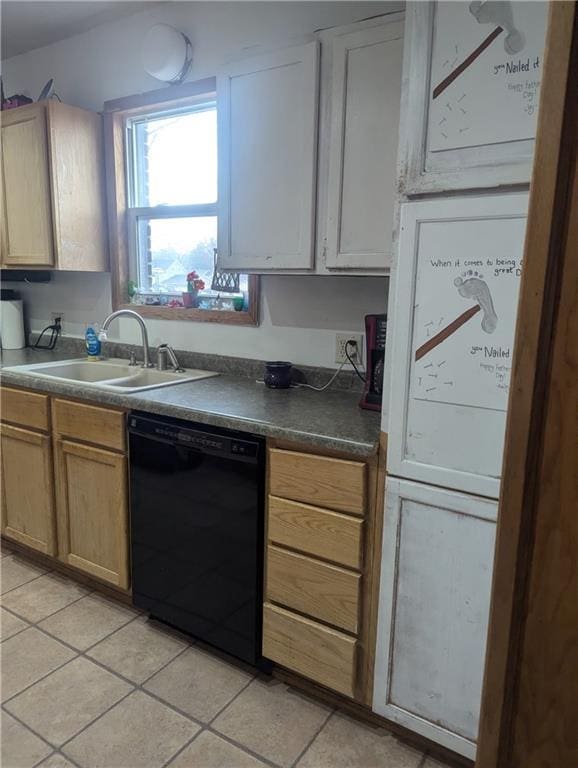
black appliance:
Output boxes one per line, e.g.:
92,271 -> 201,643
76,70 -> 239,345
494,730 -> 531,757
129,412 -> 266,667
359,314 -> 387,411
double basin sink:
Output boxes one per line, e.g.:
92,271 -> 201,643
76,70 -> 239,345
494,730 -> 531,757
2,358 -> 219,393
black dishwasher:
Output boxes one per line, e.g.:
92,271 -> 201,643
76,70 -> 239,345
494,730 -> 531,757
128,412 -> 266,666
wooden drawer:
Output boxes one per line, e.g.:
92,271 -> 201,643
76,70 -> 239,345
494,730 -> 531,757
0,387 -> 49,432
268,495 -> 363,569
267,545 -> 360,633
263,602 -> 357,697
52,399 -> 125,452
269,448 -> 366,516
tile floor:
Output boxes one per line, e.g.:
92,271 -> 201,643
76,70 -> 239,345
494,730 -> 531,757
1,547 -> 453,768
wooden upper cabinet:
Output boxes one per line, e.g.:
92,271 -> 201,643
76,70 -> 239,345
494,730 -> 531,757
46,102 -> 108,271
0,101 -> 108,271
322,17 -> 404,271
1,104 -> 54,266
218,42 -> 319,271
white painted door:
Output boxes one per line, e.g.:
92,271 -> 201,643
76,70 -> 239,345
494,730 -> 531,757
399,1 -> 548,194
373,478 -> 497,759
387,192 -> 528,499
323,17 -> 404,271
217,42 -> 319,271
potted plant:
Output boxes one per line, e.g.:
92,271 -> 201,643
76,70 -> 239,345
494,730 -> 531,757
182,271 -> 205,308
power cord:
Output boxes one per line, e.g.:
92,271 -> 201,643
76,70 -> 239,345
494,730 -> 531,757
294,338 -> 366,392
345,339 -> 366,383
33,317 -> 62,350
293,358 -> 348,392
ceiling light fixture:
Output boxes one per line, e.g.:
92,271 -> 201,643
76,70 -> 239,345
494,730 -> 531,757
142,24 -> 193,85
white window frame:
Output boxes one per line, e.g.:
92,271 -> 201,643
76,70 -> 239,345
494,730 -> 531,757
124,97 -> 218,292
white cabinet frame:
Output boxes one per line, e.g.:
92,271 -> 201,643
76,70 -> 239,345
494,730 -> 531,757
399,2 -> 546,195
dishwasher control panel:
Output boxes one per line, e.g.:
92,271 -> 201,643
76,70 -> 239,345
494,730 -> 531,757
128,414 -> 260,461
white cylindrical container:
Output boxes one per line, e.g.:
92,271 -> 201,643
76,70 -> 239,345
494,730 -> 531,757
0,299 -> 25,349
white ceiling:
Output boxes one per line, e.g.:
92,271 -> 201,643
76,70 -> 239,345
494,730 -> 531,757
1,1 -> 154,60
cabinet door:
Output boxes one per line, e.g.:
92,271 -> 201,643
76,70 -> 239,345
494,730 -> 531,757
55,439 -> 129,589
46,102 -> 108,271
324,19 -> 403,270
387,193 -> 528,498
373,479 -> 497,759
0,423 -> 56,555
1,104 -> 54,266
399,2 -> 548,194
218,42 -> 319,271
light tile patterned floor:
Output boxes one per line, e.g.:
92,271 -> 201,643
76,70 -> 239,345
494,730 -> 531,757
1,548 -> 454,768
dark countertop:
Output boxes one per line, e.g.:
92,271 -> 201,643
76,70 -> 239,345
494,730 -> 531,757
0,348 -> 382,457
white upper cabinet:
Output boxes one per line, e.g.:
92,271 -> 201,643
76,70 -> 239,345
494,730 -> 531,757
322,16 -> 404,271
400,1 -> 548,194
217,14 -> 404,274
218,42 -> 319,271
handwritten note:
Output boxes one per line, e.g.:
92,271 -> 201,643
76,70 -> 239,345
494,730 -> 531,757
411,215 -> 526,412
428,1 -> 547,152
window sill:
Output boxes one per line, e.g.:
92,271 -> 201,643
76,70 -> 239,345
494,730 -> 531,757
117,303 -> 259,326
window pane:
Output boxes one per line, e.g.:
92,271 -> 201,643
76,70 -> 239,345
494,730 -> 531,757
136,216 -> 218,293
133,107 -> 217,206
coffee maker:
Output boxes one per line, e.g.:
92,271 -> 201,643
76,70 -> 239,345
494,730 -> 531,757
359,314 -> 387,411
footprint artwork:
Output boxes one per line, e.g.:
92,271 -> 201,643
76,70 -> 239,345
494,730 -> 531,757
453,271 -> 498,333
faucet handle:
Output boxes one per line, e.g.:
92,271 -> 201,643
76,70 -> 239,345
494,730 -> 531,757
157,347 -> 169,371
128,351 -> 138,366
158,343 -> 185,373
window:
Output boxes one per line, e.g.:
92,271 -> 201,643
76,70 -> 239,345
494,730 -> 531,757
104,79 -> 258,324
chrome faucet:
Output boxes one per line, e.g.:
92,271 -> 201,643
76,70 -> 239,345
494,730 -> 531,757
99,310 -> 154,368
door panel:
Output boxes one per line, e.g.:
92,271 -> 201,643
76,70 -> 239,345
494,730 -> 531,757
55,439 -> 129,589
387,193 -> 529,498
325,21 -> 403,270
218,42 -> 319,271
0,423 -> 56,554
1,104 -> 54,266
373,478 -> 497,759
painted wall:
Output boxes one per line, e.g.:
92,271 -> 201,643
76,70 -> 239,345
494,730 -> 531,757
3,1 -> 399,367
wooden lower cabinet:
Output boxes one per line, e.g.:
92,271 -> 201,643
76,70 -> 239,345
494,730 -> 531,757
54,438 -> 129,589
0,386 -> 129,591
1,423 -> 57,555
263,443 -> 376,702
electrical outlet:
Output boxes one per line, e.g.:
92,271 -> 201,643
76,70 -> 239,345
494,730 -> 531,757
335,333 -> 363,365
51,312 -> 65,334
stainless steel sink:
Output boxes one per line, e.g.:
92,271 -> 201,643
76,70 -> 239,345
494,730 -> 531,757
2,358 -> 219,393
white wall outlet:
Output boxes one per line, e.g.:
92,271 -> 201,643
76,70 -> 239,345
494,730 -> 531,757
335,333 -> 363,365
50,312 -> 65,334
